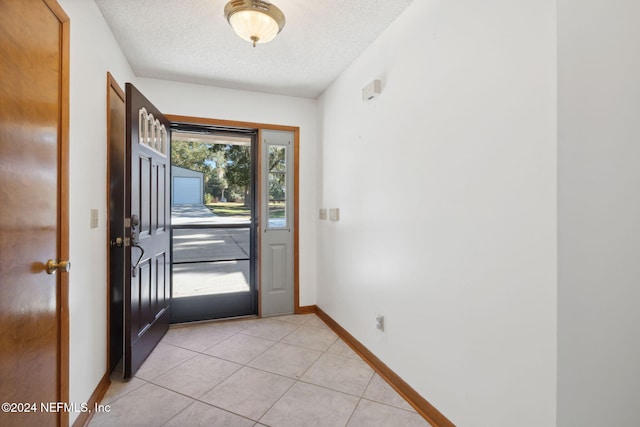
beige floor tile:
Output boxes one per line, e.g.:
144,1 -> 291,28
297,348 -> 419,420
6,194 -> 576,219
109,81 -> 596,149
347,399 -> 430,427
326,339 -> 362,360
89,383 -> 192,427
101,374 -> 146,405
260,381 -> 359,427
209,317 -> 260,334
200,367 -> 295,421
304,315 -> 330,329
363,373 -> 416,412
241,318 -> 300,341
248,342 -> 322,379
151,354 -> 241,398
301,353 -> 373,396
163,401 -> 254,427
281,325 -> 338,351
134,342 -> 198,381
273,314 -> 314,324
162,323 -> 236,352
204,333 -> 276,364
90,316 -> 426,426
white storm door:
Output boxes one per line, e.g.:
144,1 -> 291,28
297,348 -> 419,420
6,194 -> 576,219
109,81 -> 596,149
261,130 -> 294,316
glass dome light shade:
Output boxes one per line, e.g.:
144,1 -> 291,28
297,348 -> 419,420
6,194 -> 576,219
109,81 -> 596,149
225,1 -> 285,46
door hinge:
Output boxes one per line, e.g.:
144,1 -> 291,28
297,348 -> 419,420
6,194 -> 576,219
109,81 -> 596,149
125,217 -> 131,228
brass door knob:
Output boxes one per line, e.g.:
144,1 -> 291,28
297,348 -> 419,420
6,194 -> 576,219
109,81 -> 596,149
46,259 -> 71,275
111,237 -> 124,248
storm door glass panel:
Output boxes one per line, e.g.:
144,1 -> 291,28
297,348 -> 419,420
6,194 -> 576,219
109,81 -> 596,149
170,130 -> 257,322
267,145 -> 287,228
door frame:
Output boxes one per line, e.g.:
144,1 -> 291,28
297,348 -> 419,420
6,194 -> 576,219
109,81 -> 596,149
105,112 -> 302,376
55,1 -> 70,423
106,73 -> 125,374
167,115 -> 302,316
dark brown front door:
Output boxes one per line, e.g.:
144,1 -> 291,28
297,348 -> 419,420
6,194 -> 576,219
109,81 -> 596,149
0,0 -> 69,426
124,83 -> 172,378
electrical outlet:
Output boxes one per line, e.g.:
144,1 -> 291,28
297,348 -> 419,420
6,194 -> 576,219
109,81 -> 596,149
376,315 -> 384,331
319,208 -> 327,220
329,208 -> 340,221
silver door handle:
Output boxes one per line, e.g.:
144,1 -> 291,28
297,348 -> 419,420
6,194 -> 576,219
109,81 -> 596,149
131,244 -> 145,277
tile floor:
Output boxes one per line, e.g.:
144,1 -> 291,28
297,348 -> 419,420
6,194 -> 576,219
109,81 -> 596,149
89,314 -> 430,427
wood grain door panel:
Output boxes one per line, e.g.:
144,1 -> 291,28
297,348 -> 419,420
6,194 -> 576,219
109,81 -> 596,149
0,0 -> 69,425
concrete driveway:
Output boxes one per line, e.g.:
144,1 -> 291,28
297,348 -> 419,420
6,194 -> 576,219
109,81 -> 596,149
171,203 -> 250,225
171,204 -> 251,298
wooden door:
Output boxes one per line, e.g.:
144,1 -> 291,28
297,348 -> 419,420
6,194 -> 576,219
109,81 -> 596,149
0,0 -> 69,426
123,83 -> 171,378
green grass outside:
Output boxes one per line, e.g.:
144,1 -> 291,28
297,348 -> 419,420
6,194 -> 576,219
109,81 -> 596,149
269,204 -> 285,218
207,202 -> 285,218
206,202 -> 249,217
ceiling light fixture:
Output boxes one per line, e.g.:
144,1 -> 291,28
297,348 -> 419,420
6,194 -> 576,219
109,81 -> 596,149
224,0 -> 285,47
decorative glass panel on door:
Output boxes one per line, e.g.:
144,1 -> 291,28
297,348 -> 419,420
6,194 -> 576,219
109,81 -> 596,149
267,144 -> 287,228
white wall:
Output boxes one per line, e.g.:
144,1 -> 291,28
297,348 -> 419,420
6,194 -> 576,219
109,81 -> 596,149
557,1 -> 640,426
316,1 -> 557,425
136,78 -> 318,306
58,0 -> 136,425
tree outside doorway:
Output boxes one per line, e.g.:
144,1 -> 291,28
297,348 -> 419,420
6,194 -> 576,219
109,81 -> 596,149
172,138 -> 285,220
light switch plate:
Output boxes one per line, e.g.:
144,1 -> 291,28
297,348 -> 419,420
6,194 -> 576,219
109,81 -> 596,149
90,209 -> 99,229
329,208 -> 340,221
319,208 -> 327,220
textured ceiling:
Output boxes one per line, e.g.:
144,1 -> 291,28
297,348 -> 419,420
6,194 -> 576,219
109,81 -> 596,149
95,0 -> 414,98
